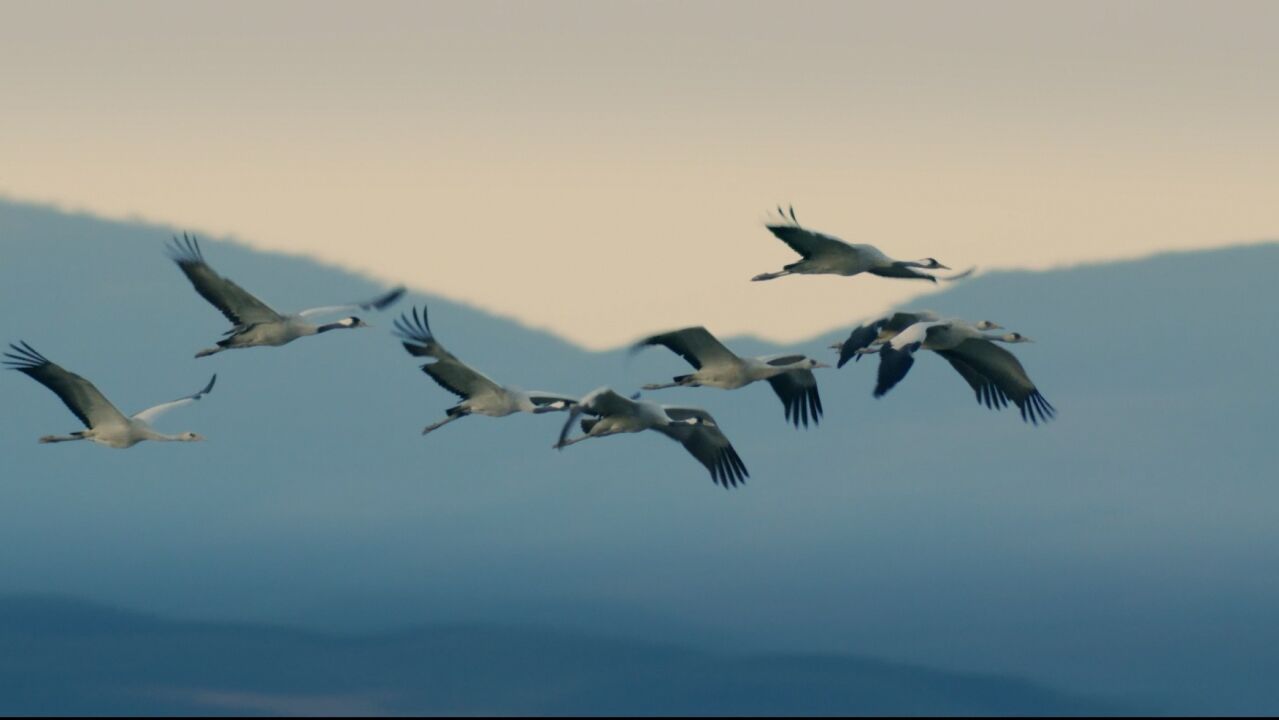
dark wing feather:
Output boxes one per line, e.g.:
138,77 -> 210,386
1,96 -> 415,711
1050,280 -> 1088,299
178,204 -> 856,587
836,322 -> 884,368
873,341 -> 921,398
764,224 -> 852,260
393,305 -> 502,400
556,403 -> 590,448
361,286 -> 407,311
393,305 -> 457,361
657,417 -> 749,488
935,349 -> 1011,410
3,342 -> 128,429
947,339 -> 1055,425
630,327 -> 738,370
420,364 -> 479,401
168,234 -> 282,327
766,370 -> 823,428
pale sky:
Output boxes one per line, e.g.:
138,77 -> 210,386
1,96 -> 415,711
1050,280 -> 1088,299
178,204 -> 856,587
3,1 -> 1276,349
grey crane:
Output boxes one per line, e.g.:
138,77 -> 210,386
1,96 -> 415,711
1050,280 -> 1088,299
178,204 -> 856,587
830,310 -> 1001,368
860,320 -> 1054,425
393,305 -> 579,435
5,342 -> 215,448
631,326 -> 828,428
751,207 -> 955,283
168,234 -> 405,358
554,387 -> 749,488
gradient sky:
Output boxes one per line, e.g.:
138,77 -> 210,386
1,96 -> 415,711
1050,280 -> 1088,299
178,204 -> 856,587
3,0 -> 1276,348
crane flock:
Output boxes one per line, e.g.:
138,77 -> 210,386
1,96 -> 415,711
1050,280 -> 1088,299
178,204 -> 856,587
8,208 -> 1055,486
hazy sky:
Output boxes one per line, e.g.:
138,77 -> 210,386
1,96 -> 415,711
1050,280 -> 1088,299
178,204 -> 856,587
3,1 -> 1276,348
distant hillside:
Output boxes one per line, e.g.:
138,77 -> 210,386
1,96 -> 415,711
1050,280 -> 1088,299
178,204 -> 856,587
0,596 -> 1116,715
1,198 -> 1276,713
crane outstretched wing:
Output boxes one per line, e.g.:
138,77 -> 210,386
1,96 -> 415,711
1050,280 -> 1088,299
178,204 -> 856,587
872,322 -> 944,398
764,223 -> 854,260
556,403 -> 589,449
393,306 -> 503,400
934,351 -> 1011,410
944,339 -> 1055,425
874,343 -> 920,398
168,234 -> 283,327
298,286 -> 407,318
766,370 -> 823,428
630,326 -> 739,370
659,407 -> 749,488
132,375 -> 217,424
4,342 -> 129,429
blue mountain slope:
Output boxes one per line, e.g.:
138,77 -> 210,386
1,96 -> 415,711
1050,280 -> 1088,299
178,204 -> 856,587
1,199 -> 1276,713
0,596 -> 1117,715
